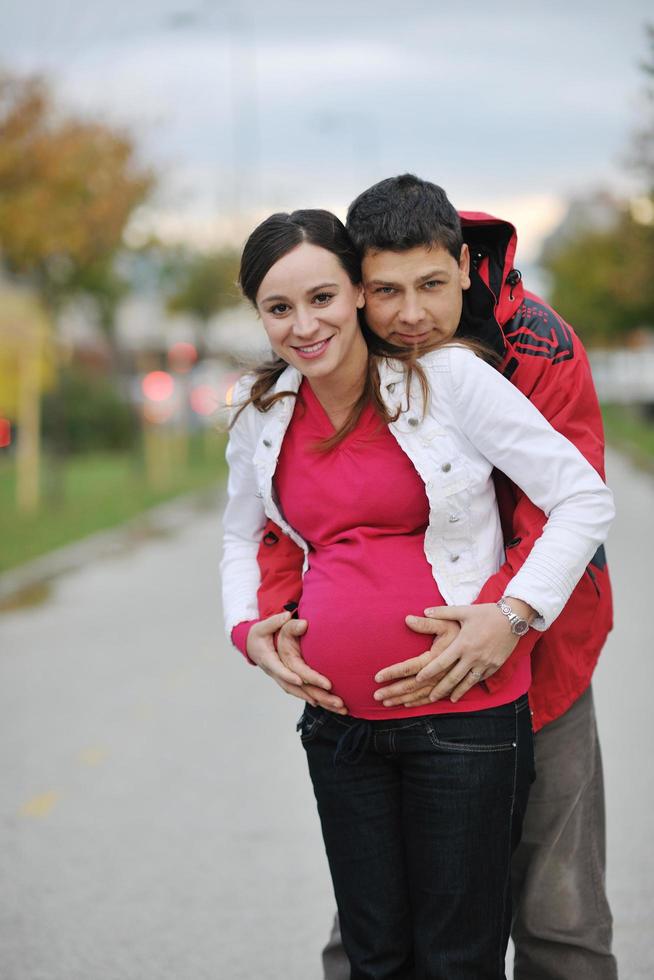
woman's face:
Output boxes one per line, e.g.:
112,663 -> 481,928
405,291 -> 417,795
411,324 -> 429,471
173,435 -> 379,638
256,242 -> 365,383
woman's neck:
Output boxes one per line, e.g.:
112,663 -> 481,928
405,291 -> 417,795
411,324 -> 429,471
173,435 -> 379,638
306,333 -> 368,429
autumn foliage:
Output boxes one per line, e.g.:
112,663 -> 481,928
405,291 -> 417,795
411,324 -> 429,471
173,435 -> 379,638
0,72 -> 153,300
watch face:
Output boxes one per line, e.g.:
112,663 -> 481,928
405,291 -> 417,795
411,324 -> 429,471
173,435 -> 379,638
513,620 -> 530,636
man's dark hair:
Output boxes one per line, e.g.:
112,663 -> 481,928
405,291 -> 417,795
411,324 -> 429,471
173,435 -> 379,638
346,174 -> 463,260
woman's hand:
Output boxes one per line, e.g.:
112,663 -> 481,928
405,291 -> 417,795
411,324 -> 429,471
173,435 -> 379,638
372,619 -> 461,707
409,600 -> 532,702
247,613 -> 347,714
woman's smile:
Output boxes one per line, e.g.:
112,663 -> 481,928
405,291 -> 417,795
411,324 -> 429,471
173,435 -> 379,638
291,336 -> 333,359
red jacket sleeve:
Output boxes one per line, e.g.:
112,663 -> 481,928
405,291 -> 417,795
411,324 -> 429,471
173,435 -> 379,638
479,312 -> 608,692
256,519 -> 304,618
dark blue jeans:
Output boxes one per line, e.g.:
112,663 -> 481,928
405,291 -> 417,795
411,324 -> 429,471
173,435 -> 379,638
298,696 -> 534,980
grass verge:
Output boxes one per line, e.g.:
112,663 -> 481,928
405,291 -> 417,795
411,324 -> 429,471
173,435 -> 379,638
0,429 -> 227,574
601,402 -> 654,473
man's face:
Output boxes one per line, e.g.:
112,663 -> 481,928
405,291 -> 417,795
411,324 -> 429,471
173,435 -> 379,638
361,244 -> 471,348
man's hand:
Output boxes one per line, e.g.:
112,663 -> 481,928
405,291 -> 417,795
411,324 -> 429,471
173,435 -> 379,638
372,619 -> 461,707
409,600 -> 532,702
263,616 -> 348,714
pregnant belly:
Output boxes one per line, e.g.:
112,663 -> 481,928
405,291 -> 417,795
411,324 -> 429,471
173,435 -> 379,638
297,545 -> 443,716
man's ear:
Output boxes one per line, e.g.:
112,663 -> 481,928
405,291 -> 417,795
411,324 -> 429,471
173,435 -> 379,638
459,244 -> 471,292
356,283 -> 365,309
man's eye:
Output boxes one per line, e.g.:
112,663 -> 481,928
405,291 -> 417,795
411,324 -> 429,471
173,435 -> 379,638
313,292 -> 334,305
423,280 -> 443,289
373,286 -> 395,295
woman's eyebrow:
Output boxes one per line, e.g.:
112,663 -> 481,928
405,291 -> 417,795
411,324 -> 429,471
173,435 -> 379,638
261,282 -> 339,304
305,281 -> 339,294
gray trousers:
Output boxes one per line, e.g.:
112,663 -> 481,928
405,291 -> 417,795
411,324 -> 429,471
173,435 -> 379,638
321,686 -> 618,980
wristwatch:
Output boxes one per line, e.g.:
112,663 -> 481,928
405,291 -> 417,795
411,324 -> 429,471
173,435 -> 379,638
496,598 -> 531,636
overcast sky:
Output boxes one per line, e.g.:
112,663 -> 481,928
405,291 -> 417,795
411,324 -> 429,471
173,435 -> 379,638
2,0 -> 651,262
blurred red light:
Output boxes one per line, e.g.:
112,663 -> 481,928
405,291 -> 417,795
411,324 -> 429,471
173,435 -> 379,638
142,371 -> 174,402
168,342 -> 198,372
0,418 -> 11,448
190,385 -> 218,416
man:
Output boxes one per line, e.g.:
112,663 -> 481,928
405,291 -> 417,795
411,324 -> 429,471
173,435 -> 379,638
240,175 -> 617,979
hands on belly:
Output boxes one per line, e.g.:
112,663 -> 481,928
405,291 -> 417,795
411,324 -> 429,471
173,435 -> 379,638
374,603 -> 524,705
267,603 -> 523,713
247,614 -> 348,714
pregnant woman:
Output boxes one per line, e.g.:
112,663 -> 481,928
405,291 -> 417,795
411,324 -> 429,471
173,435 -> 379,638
221,209 -> 614,979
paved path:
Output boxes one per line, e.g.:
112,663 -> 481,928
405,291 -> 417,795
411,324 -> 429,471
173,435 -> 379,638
0,448 -> 651,979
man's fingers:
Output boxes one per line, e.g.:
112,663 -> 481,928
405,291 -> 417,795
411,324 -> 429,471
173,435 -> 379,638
373,676 -> 426,701
380,685 -> 433,707
282,618 -> 308,637
374,652 -> 432,683
254,610 -> 293,635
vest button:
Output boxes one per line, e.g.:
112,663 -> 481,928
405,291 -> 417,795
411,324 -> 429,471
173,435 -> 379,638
450,553 -> 460,562
408,417 -> 419,427
441,462 -> 452,472
263,439 -> 272,448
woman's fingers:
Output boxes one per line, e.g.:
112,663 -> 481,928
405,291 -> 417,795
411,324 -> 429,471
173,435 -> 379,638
281,650 -> 332,691
449,668 -> 485,704
429,660 -> 484,702
260,652 -> 303,688
415,644 -> 461,684
279,680 -> 348,714
277,618 -> 333,691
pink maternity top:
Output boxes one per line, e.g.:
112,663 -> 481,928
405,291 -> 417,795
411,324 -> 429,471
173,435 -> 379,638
235,380 -> 529,720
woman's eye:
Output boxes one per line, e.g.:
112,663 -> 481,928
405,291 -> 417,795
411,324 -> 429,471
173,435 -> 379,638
313,292 -> 334,305
270,303 -> 289,315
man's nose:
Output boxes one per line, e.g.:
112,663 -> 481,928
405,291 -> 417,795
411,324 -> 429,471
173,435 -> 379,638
398,295 -> 425,326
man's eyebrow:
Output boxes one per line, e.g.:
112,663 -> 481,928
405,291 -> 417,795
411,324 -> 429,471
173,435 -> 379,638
260,282 -> 339,303
416,268 -> 450,283
366,269 -> 450,287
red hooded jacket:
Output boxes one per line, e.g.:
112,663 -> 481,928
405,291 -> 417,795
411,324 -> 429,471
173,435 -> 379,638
250,212 -> 613,732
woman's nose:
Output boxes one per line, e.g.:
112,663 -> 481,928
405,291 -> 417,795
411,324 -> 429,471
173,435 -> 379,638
293,311 -> 320,338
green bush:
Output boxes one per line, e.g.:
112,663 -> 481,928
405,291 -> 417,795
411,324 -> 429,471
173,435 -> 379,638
42,367 -> 138,454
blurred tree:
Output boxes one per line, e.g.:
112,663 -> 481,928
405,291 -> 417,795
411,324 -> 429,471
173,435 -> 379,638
0,287 -> 56,511
627,22 -> 654,196
541,25 -> 654,345
0,72 -> 153,320
542,209 -> 654,345
166,249 -> 241,321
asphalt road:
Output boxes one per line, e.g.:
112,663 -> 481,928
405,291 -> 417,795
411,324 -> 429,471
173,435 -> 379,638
0,448 -> 652,979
